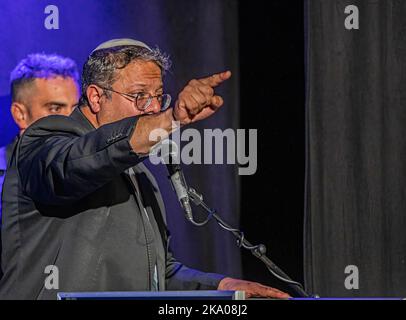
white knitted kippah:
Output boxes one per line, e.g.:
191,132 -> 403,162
91,38 -> 152,53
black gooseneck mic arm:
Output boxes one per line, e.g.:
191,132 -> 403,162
186,186 -> 312,298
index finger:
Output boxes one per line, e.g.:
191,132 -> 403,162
199,70 -> 232,88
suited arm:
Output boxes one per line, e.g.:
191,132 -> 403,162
18,115 -> 143,206
165,248 -> 226,290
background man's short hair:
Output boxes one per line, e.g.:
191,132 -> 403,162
79,45 -> 171,107
10,53 -> 80,102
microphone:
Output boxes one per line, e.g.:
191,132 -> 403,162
153,139 -> 193,221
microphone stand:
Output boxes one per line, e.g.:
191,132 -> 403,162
186,186 -> 311,298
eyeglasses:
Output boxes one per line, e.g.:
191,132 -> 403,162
99,86 -> 171,112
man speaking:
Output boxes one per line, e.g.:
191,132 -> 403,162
0,39 -> 289,299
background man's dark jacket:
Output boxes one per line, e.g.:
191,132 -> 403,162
0,142 -> 15,280
0,107 -> 224,299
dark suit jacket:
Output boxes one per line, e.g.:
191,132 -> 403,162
0,107 -> 224,299
0,140 -> 17,281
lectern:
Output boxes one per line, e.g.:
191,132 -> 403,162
57,290 -> 246,300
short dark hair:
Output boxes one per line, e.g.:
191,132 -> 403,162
79,45 -> 171,107
10,53 -> 79,102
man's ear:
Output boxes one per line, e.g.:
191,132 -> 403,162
11,102 -> 29,131
86,85 -> 104,113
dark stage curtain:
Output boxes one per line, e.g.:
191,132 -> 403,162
305,0 -> 406,296
0,0 -> 241,279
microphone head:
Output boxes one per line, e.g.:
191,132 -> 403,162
151,139 -> 193,221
